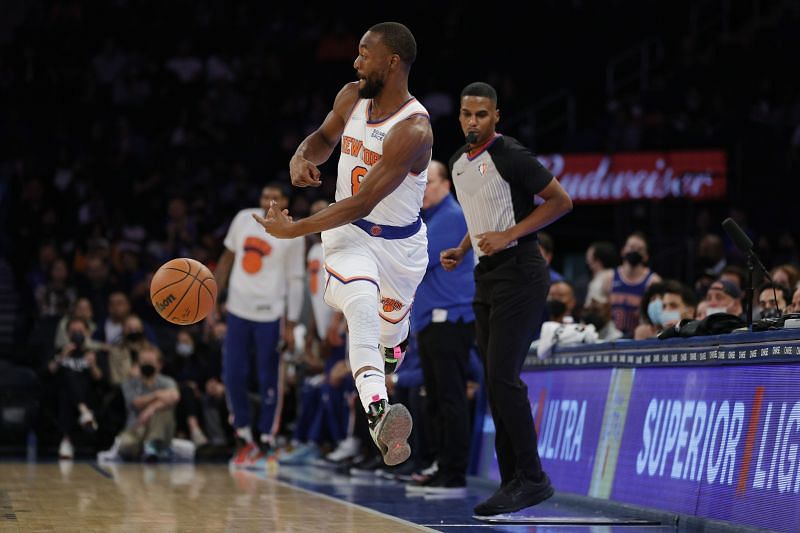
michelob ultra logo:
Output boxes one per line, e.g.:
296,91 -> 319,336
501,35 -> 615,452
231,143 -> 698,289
534,398 -> 588,462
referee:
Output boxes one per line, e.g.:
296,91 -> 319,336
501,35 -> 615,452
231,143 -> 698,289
440,82 -> 572,516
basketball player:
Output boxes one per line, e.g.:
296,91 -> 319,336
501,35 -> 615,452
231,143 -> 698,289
252,22 -> 431,466
215,183 -> 305,467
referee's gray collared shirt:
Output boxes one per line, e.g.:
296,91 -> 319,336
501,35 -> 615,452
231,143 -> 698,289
450,134 -> 553,258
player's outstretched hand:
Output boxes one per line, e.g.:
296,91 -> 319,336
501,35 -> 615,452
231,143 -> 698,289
252,201 -> 297,239
289,154 -> 322,187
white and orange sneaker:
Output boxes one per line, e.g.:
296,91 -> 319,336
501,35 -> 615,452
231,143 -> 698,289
229,441 -> 265,469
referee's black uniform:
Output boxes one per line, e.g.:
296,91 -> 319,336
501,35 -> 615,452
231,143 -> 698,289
449,134 -> 553,487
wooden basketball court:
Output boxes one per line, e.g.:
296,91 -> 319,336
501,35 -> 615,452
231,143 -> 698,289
0,462 -> 428,532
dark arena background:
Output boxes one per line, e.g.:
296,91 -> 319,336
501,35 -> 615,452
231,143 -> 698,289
1,1 -> 799,531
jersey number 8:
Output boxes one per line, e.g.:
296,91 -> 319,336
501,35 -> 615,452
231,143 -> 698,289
351,166 -> 367,195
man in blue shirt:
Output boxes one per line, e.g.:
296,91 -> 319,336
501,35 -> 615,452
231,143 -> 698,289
409,160 -> 476,495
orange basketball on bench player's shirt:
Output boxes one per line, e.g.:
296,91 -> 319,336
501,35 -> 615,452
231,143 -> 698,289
150,258 -> 217,325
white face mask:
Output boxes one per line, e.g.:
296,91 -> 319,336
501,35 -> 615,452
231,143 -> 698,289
706,306 -> 728,316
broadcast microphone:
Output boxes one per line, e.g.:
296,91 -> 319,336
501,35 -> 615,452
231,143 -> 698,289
721,217 -> 780,323
721,217 -> 770,277
465,132 -> 478,145
721,217 -> 753,255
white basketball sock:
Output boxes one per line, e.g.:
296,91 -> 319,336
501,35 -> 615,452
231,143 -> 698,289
337,285 -> 387,412
236,426 -> 253,444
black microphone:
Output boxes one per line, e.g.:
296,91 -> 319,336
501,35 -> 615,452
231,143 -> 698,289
722,217 -> 753,254
722,217 -> 781,321
722,217 -> 770,277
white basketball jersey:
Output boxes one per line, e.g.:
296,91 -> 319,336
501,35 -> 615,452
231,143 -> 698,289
337,97 -> 429,226
306,241 -> 333,339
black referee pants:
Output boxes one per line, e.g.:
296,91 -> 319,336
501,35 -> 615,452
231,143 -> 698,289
417,319 -> 475,483
473,241 -> 548,485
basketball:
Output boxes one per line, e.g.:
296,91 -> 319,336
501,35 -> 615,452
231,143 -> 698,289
150,258 -> 217,325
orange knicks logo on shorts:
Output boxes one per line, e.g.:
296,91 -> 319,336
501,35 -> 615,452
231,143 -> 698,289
381,296 -> 403,313
242,237 -> 272,274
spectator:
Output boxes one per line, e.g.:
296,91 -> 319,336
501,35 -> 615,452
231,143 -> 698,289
789,287 -> 800,314
96,291 -> 131,344
200,321 -> 231,447
695,300 -> 709,320
633,281 -> 666,340
694,233 -> 726,278
659,280 -> 698,330
75,256 -> 117,324
537,231 -> 564,282
35,257 -> 77,318
546,281 -> 576,324
54,297 -> 96,351
107,314 -> 150,387
584,241 -> 617,306
769,264 -> 800,292
580,295 -> 623,341
119,345 -> 180,462
719,265 -> 747,292
46,316 -> 105,459
164,330 -> 211,447
757,282 -> 792,319
608,232 -> 662,337
705,279 -> 744,319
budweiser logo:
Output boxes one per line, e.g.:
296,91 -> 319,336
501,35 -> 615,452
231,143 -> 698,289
536,151 -> 727,204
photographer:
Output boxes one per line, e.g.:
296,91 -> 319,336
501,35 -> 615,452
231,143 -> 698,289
47,316 -> 105,459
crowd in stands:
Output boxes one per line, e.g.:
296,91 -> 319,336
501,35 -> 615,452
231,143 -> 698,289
1,0 -> 799,489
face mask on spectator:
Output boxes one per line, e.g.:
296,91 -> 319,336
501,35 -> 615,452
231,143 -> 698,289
70,332 -> 85,347
647,299 -> 663,326
546,299 -> 567,318
706,306 -> 728,316
624,251 -> 644,267
126,331 -> 145,343
176,343 -> 194,357
140,364 -> 156,378
661,310 -> 682,325
760,308 -> 781,319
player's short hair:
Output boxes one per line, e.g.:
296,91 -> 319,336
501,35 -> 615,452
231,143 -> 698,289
461,82 -> 498,104
369,22 -> 417,66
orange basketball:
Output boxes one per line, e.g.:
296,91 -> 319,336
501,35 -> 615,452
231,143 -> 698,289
150,258 -> 217,325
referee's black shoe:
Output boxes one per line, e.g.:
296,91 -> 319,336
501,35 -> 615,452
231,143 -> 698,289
473,473 -> 554,516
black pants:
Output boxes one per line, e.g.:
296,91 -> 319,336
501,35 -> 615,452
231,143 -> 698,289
176,382 -> 203,437
56,368 -> 93,437
473,241 -> 548,485
417,320 -> 475,482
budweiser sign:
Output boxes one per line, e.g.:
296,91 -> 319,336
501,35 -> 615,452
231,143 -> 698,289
536,151 -> 727,204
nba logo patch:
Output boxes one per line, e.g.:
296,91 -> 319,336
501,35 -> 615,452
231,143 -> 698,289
478,162 -> 488,176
